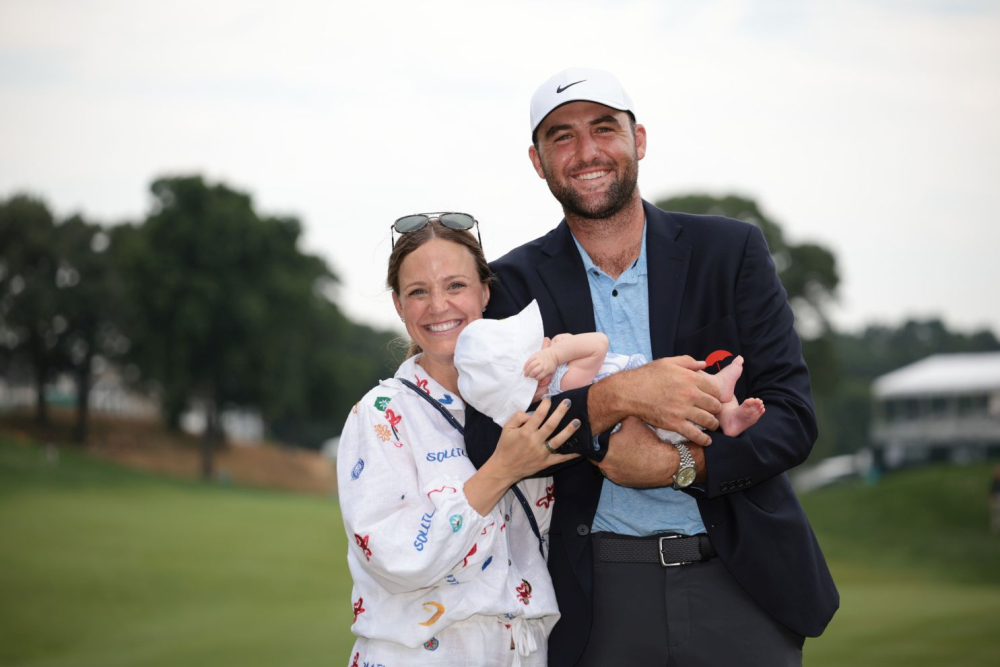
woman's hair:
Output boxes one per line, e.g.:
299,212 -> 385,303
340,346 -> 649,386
387,221 -> 492,358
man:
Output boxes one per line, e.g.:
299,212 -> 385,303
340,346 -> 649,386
465,67 -> 838,666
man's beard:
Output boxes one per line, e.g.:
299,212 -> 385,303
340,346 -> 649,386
542,152 -> 639,220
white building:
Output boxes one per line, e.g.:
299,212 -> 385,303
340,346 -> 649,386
871,352 -> 1000,467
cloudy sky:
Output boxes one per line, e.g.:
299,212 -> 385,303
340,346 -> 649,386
2,0 -> 998,338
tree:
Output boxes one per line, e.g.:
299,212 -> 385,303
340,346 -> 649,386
655,194 -> 839,337
0,194 -> 69,425
121,176 -> 343,477
56,216 -> 130,443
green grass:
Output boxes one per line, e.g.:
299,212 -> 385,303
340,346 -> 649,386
0,437 -> 355,667
802,462 -> 1000,666
2,434 -> 999,666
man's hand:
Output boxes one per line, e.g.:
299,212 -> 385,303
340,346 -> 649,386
594,417 -> 708,488
589,356 -> 722,447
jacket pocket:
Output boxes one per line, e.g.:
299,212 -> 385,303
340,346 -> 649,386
675,314 -> 739,366
742,476 -> 790,514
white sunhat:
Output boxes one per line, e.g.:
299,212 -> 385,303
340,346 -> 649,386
529,67 -> 635,137
454,300 -> 544,427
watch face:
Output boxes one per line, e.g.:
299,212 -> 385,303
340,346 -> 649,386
676,467 -> 697,488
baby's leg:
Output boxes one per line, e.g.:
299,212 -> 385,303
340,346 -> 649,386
701,354 -> 743,403
717,397 -> 765,437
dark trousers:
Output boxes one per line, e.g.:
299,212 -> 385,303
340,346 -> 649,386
578,534 -> 804,667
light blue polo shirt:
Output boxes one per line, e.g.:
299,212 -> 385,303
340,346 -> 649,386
571,225 -> 707,537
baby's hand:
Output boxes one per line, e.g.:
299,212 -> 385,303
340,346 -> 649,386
524,349 -> 558,380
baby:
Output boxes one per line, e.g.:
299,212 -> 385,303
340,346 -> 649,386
455,300 -> 764,443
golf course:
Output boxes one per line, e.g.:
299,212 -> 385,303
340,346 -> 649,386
2,435 -> 998,666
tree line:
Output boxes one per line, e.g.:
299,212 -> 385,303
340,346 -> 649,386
0,177 -> 396,477
2,182 -> 996,474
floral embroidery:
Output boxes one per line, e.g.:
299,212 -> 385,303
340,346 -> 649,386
373,424 -> 392,442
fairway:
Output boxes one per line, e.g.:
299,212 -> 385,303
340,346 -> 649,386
0,438 -> 355,667
2,436 -> 999,666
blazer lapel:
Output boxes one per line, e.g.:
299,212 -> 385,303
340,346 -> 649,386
537,221 -> 597,335
644,203 -> 691,359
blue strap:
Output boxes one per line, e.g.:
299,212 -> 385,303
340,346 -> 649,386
399,378 -> 545,557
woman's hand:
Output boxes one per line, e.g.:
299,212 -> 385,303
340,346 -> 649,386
495,397 -> 581,480
464,398 -> 580,516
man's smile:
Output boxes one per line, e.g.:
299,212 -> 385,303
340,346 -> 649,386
574,170 -> 611,181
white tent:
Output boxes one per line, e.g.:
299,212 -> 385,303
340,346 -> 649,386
874,352 -> 1000,398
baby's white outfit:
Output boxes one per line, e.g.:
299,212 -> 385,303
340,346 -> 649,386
455,300 -> 687,445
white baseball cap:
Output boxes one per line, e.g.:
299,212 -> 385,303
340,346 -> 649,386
454,300 -> 544,427
530,67 -> 635,138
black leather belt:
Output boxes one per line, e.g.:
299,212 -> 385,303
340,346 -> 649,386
594,532 -> 716,567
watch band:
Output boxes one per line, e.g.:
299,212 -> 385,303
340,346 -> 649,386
672,441 -> 696,489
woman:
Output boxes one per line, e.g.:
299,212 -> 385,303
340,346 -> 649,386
337,213 -> 580,666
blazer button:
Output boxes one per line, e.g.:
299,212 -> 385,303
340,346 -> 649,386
577,524 -> 590,536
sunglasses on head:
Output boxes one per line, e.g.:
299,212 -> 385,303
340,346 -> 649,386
391,212 -> 482,249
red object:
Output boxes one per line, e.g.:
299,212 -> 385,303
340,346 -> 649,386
704,349 -> 733,370
536,484 -> 556,509
354,534 -> 372,561
516,579 -> 533,604
353,598 -> 366,623
463,543 -> 478,567
384,408 -> 402,429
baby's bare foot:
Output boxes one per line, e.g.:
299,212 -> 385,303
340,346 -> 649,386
719,397 -> 765,437
705,354 -> 743,403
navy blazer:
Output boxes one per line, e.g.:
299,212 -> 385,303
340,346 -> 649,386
465,201 -> 839,666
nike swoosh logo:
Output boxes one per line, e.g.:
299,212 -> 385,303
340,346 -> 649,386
556,80 -> 586,93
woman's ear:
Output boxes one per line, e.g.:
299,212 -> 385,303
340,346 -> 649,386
482,283 -> 491,312
392,292 -> 403,320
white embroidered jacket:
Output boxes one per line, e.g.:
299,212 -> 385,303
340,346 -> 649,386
337,355 -> 559,649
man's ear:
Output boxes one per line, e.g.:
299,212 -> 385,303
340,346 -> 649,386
528,145 -> 546,179
635,124 -> 647,161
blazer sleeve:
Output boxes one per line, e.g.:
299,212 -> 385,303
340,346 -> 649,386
698,225 -> 819,498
